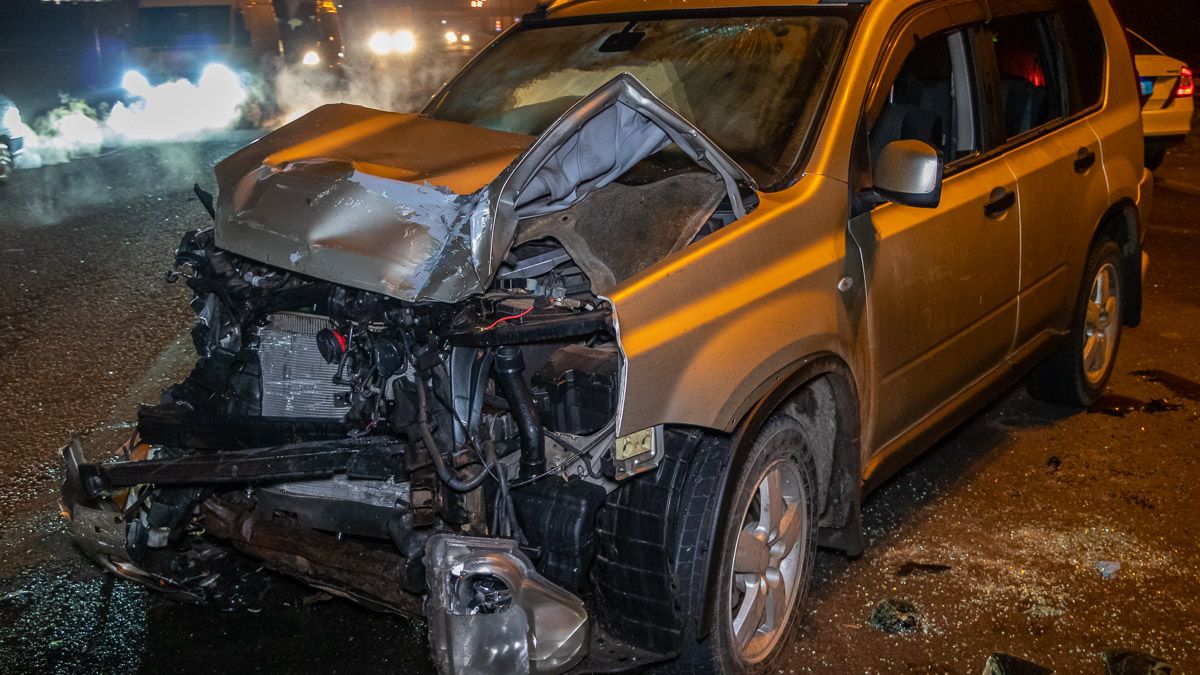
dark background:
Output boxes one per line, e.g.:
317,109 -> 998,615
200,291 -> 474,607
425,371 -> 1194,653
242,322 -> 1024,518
0,0 -> 1194,119
1111,0 -> 1198,63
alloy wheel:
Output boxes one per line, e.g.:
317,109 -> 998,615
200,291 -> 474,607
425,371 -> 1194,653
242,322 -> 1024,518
1082,262 -> 1120,385
728,458 -> 807,664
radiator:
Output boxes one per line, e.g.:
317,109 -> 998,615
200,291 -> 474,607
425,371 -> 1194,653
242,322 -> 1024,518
257,312 -> 348,419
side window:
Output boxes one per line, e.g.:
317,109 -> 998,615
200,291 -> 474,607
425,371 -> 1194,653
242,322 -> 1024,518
986,15 -> 1066,138
870,30 -> 979,168
1054,1 -> 1106,115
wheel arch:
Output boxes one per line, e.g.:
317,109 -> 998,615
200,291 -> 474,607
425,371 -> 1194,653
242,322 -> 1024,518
692,353 -> 864,642
1092,198 -> 1143,327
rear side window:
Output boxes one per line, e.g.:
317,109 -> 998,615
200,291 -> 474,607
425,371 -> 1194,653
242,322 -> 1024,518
1054,1 -> 1107,115
987,14 -> 1065,139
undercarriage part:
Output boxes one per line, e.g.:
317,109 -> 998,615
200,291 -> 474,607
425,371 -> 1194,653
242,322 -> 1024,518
137,405 -> 349,450
203,497 -> 426,616
415,379 -> 494,493
68,435 -> 405,496
255,475 -> 411,540
425,533 -> 589,675
531,345 -> 619,436
495,346 -> 546,478
510,477 -> 606,591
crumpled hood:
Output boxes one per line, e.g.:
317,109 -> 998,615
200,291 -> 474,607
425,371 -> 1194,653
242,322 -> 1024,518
213,105 -> 534,302
213,75 -> 754,303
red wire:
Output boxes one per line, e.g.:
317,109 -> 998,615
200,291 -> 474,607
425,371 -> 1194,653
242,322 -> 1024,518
482,305 -> 534,331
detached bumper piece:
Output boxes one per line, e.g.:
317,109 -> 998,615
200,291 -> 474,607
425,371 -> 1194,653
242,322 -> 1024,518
425,534 -> 589,675
63,434 -> 405,501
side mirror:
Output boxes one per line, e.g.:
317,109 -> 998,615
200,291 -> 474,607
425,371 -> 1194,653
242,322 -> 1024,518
873,139 -> 943,209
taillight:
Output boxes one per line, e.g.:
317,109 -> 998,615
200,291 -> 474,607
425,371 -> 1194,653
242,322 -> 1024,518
1178,66 -> 1195,97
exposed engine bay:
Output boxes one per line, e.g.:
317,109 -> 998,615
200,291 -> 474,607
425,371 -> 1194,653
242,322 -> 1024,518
59,74 -> 755,674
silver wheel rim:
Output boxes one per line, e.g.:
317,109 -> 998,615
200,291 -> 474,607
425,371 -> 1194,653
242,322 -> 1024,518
1083,262 -> 1120,385
728,458 -> 806,664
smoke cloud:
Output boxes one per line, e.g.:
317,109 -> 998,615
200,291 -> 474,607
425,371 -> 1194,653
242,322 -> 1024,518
13,64 -> 250,170
13,54 -> 464,173
268,56 -> 464,126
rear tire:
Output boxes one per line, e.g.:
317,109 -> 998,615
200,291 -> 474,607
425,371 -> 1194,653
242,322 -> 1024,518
1144,142 -> 1166,171
0,142 -> 13,185
1027,237 -> 1124,406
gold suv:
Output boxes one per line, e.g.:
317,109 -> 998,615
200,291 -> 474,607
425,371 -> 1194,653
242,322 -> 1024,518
61,0 -> 1150,672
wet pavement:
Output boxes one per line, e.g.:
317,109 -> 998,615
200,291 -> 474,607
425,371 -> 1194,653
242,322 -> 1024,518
0,128 -> 1198,673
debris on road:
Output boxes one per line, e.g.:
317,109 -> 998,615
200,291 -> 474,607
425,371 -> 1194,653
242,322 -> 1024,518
1090,393 -> 1183,417
981,653 -> 1053,675
1102,649 -> 1175,675
895,561 -> 952,577
868,598 -> 922,634
1132,369 -> 1200,402
1096,561 -> 1122,579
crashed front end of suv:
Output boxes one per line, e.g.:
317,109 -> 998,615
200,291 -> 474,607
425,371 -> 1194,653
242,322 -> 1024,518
60,77 -> 748,672
60,7 -> 854,674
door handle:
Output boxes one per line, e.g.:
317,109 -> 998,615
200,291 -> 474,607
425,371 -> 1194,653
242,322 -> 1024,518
984,188 -> 1016,218
1074,147 -> 1097,173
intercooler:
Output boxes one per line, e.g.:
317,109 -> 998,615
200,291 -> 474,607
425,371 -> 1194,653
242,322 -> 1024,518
256,312 -> 348,419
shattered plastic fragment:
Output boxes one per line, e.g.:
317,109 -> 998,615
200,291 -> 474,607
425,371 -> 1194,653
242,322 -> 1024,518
981,653 -> 1053,675
1096,561 -> 1122,579
868,598 -> 922,634
1102,650 -> 1174,675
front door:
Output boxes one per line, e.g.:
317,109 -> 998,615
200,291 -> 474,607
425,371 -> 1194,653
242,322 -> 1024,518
852,18 -> 1021,449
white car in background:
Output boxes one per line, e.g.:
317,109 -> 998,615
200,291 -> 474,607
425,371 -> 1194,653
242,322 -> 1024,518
1128,30 -> 1194,170
0,96 -> 26,185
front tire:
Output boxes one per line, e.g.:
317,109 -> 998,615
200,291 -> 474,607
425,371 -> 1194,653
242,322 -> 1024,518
1028,237 -> 1124,406
669,415 -> 818,674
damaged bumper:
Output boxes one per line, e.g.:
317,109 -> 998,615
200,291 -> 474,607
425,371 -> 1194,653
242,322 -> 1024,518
61,440 -> 209,603
62,440 -> 594,674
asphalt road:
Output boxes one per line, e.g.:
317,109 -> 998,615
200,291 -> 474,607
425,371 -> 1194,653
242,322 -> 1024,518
0,130 -> 1197,674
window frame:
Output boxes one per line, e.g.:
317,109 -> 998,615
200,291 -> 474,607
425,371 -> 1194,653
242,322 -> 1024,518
850,0 -> 992,216
969,0 -> 1109,157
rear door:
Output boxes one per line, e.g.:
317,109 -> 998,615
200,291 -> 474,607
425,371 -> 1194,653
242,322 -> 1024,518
978,1 -> 1111,348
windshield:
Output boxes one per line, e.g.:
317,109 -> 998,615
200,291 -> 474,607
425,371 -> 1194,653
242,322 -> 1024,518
427,13 -> 852,188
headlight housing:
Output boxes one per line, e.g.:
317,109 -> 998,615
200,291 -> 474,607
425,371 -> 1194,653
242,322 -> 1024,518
2,106 -> 21,134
